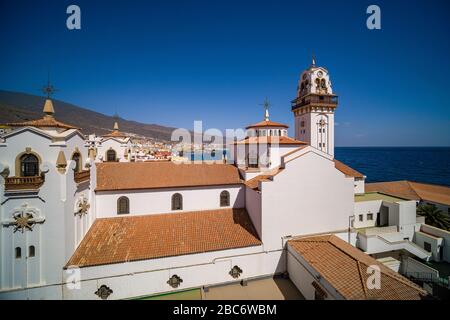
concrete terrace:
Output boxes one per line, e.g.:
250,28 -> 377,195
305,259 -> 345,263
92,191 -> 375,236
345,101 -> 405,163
355,192 -> 408,203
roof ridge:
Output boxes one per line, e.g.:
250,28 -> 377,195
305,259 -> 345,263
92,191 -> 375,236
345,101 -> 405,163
405,181 -> 421,199
356,261 -> 369,299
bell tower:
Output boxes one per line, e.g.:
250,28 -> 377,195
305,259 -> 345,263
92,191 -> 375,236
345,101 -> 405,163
291,57 -> 338,157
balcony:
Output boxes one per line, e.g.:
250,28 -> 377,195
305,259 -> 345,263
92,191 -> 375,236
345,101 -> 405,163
291,94 -> 338,110
74,170 -> 90,183
5,176 -> 45,191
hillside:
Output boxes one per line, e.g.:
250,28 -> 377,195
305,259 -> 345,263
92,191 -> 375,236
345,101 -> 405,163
0,90 -> 177,141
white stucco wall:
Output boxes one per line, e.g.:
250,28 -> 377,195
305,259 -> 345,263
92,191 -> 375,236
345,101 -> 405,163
245,186 -> 262,239
261,149 -> 354,251
95,185 -> 245,217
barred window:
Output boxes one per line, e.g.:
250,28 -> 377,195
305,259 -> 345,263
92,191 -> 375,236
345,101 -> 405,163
117,196 -> 130,214
20,154 -> 39,176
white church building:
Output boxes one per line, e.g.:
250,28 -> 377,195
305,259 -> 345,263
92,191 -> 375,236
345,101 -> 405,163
1,59 -> 443,300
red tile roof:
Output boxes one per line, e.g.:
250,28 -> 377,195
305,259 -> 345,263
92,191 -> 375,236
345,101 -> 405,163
66,208 -> 261,268
95,162 -> 243,191
7,116 -> 78,130
334,160 -> 364,178
246,120 -> 289,129
366,180 -> 450,206
288,234 -> 427,300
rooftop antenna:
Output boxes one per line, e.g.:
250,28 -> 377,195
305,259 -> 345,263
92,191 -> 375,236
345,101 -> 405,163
259,97 -> 271,121
41,71 -> 58,99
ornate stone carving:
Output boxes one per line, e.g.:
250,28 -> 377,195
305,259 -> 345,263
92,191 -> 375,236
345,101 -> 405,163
95,285 -> 113,300
229,265 -> 243,279
2,203 -> 45,233
167,275 -> 183,288
75,196 -> 90,217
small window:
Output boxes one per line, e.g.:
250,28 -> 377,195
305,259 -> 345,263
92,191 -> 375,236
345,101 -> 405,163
424,242 -> 432,252
220,190 -> 230,207
15,247 -> 21,259
29,246 -> 35,258
359,214 -> 363,222
117,196 -> 130,214
172,193 -> 183,210
367,213 -> 373,221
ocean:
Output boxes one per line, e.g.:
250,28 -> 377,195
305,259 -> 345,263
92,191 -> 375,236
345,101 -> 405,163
188,147 -> 450,187
335,147 -> 450,187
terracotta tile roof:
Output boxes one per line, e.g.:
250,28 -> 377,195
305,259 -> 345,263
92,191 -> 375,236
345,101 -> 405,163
246,120 -> 289,129
96,162 -> 243,191
66,208 -> 261,268
102,130 -> 129,138
334,160 -> 364,178
288,235 -> 427,300
233,136 -> 308,145
245,167 -> 284,191
7,116 -> 78,130
366,180 -> 450,206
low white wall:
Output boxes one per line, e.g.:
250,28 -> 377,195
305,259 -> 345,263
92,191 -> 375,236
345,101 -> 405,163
420,224 -> 450,262
287,245 -> 339,300
354,200 -> 382,228
1,245 -> 287,300
401,256 -> 439,278
414,231 -> 442,261
245,186 -> 262,239
95,185 -> 245,217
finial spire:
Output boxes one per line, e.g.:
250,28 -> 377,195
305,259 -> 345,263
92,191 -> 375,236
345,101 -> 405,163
42,71 -> 57,99
311,52 -> 316,67
260,97 -> 271,121
113,112 -> 119,131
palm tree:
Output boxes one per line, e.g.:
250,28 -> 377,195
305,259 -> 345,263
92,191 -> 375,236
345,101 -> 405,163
417,204 -> 450,231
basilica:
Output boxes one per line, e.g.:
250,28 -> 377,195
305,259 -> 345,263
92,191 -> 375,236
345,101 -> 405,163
1,59 -> 448,300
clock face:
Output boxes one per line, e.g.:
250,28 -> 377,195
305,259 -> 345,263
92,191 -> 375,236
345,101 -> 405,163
317,71 -> 323,78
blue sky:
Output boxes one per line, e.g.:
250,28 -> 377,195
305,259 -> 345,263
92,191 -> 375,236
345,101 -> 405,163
1,0 -> 449,146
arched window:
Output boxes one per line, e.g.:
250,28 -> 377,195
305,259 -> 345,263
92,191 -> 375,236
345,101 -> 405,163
220,191 -> 230,207
171,193 -> 183,210
117,196 -> 129,214
29,246 -> 35,258
15,247 -> 21,259
20,154 -> 39,176
72,152 -> 81,172
106,149 -> 116,162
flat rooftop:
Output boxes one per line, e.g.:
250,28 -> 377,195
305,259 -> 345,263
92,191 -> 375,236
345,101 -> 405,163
133,277 -> 304,300
355,192 -> 407,203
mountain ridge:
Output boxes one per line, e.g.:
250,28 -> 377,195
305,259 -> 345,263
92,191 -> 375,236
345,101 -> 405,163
0,90 -> 177,141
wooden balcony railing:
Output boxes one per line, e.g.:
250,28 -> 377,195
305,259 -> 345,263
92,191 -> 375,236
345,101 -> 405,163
5,176 -> 45,191
74,170 -> 90,183
291,94 -> 338,110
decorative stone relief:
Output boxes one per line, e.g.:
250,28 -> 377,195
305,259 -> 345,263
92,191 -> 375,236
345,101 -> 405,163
2,203 -> 45,233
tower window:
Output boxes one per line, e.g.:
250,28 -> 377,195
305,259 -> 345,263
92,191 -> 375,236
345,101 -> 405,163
20,154 -> 39,177
117,196 -> 130,214
15,247 -> 21,259
220,190 -> 230,207
29,246 -> 35,258
171,193 -> 183,210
